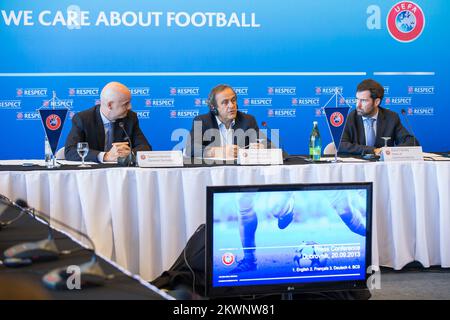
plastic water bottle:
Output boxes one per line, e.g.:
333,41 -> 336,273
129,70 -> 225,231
309,121 -> 321,161
45,136 -> 52,166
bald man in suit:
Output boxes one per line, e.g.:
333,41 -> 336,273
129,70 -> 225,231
65,82 -> 151,163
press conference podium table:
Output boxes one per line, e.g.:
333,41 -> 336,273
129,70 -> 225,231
0,157 -> 449,281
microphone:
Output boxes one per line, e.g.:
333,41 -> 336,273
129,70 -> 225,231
3,199 -> 59,267
118,122 -> 136,166
261,121 -> 289,160
0,196 -> 27,230
10,200 -> 108,289
401,109 -> 418,147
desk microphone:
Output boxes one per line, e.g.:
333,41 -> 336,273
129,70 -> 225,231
3,199 -> 59,266
14,202 -> 110,290
401,109 -> 418,147
261,121 -> 289,160
0,196 -> 27,231
118,122 -> 136,166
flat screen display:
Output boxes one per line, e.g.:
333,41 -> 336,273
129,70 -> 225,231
206,183 -> 372,298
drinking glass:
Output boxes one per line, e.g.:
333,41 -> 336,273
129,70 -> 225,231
77,142 -> 91,168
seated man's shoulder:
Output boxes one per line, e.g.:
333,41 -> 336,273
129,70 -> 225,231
378,108 -> 402,124
126,109 -> 139,120
193,112 -> 212,123
381,107 -> 399,118
74,105 -> 99,120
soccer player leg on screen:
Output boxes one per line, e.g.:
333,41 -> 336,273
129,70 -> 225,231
328,190 -> 366,236
232,193 -> 258,273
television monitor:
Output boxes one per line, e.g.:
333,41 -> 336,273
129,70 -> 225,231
206,182 -> 372,298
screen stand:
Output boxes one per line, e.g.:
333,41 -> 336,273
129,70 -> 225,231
281,293 -> 293,300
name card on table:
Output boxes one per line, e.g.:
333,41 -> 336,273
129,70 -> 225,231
380,146 -> 423,162
136,151 -> 184,167
237,149 -> 283,165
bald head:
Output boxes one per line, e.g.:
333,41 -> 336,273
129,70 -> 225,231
100,82 -> 132,121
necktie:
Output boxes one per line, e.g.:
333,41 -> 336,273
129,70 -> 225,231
365,118 -> 376,147
105,122 -> 114,151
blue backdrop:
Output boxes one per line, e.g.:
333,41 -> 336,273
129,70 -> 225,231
1,0 -> 448,159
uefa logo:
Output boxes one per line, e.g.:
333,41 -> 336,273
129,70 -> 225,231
46,114 -> 62,131
221,253 -> 235,266
387,1 -> 425,43
330,112 -> 344,127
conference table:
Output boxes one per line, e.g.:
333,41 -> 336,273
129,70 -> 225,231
0,156 -> 449,281
0,198 -> 170,299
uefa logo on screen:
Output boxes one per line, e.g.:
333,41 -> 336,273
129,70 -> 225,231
221,253 -> 235,266
387,1 -> 425,42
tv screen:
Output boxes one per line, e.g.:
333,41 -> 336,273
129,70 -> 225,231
206,183 -> 372,298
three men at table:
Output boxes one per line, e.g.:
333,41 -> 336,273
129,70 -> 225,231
64,79 -> 418,161
339,79 -> 419,156
65,82 -> 151,163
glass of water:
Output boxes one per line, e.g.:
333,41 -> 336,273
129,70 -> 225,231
77,142 -> 91,167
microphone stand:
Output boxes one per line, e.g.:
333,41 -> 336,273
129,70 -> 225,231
12,200 -> 108,289
261,121 -> 290,160
118,122 -> 136,166
401,109 -> 418,147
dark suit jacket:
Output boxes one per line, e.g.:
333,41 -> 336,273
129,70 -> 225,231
65,105 -> 151,162
186,111 -> 269,158
339,107 -> 418,155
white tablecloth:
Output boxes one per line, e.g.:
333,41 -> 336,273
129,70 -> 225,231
1,160 -> 449,280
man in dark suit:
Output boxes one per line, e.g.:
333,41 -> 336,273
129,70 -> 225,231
186,84 -> 268,158
339,79 -> 418,155
65,82 -> 151,163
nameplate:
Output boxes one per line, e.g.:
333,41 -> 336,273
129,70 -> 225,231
136,151 -> 184,167
380,146 -> 423,162
237,149 -> 283,165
